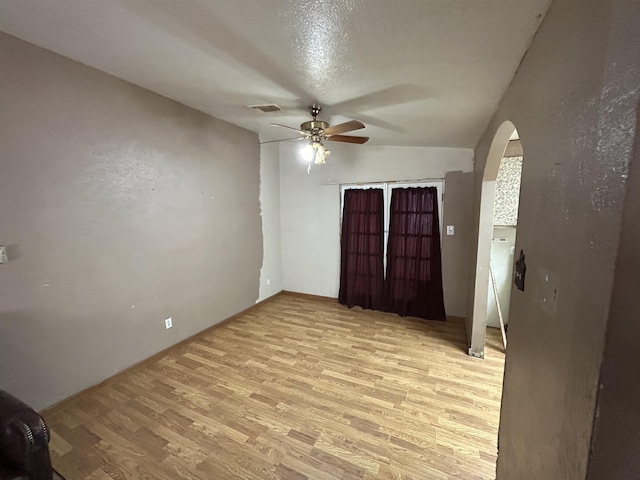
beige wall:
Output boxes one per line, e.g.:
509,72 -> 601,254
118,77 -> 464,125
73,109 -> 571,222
0,33 -> 263,411
467,0 -> 640,478
279,142 -> 474,317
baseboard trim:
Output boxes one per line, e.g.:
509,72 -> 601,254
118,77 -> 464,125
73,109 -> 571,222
41,291 -> 284,415
281,290 -> 339,303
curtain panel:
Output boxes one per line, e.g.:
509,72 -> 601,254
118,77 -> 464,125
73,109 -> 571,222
384,187 -> 446,320
338,188 -> 385,310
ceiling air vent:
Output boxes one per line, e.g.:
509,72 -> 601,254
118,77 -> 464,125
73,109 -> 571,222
248,104 -> 282,113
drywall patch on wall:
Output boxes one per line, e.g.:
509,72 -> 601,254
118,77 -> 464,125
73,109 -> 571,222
493,156 -> 523,226
258,142 -> 283,301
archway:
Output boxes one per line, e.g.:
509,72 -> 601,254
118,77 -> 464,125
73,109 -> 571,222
468,121 -> 520,357
486,131 -> 523,354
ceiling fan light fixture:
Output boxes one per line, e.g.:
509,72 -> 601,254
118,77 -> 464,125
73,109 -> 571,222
301,143 -> 315,163
274,104 -> 366,172
313,142 -> 330,165
301,140 -> 331,172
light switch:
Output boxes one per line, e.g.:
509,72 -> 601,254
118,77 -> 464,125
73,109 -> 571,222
446,225 -> 455,236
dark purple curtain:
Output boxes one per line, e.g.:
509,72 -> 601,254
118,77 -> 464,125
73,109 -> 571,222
385,187 -> 446,320
339,188 -> 385,310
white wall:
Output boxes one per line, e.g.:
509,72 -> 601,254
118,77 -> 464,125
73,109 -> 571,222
257,143 -> 283,301
279,142 -> 473,315
487,226 -> 517,327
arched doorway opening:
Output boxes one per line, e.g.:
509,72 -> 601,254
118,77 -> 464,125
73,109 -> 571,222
485,131 -> 523,353
469,121 -> 522,357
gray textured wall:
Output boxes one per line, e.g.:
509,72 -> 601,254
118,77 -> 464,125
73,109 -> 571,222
468,0 -> 640,478
442,171 -> 474,319
0,33 -> 263,410
587,103 -> 640,480
585,2 -> 640,478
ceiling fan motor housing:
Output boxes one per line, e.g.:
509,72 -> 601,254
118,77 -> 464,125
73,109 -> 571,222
300,120 -> 329,135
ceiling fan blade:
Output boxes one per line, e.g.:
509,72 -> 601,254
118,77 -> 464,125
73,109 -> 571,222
326,135 -> 369,144
259,137 -> 304,144
323,120 -> 365,136
270,123 -> 306,134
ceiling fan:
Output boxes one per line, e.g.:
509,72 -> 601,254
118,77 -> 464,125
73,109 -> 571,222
262,105 -> 369,171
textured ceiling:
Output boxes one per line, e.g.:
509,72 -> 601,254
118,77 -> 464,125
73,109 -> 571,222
0,0 -> 552,148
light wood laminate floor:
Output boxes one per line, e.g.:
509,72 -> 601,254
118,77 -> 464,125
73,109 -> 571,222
45,293 -> 506,479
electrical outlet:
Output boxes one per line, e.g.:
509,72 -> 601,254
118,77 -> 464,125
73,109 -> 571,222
165,317 -> 172,329
0,246 -> 7,264
266,278 -> 271,286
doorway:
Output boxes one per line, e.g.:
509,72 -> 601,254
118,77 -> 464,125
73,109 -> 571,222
486,133 -> 523,352
468,121 -> 522,357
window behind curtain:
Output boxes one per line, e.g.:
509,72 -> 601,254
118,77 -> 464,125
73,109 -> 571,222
341,181 -> 443,268
339,188 -> 385,310
384,187 -> 446,320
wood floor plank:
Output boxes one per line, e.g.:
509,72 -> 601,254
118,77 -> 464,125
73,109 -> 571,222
45,293 -> 505,479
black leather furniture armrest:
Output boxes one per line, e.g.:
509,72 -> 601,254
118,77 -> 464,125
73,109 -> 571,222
0,390 -> 61,480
